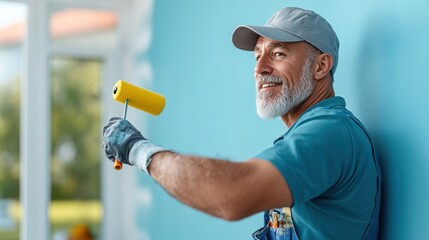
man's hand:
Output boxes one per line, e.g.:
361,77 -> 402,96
102,117 -> 166,174
102,117 -> 145,165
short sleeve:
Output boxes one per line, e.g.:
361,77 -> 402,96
255,113 -> 353,205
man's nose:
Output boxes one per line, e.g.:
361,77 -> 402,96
254,54 -> 273,76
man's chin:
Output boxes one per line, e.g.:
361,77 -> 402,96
257,112 -> 275,119
256,105 -> 288,119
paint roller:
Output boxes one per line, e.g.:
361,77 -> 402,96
111,80 -> 166,170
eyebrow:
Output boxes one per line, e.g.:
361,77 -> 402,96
254,42 -> 291,52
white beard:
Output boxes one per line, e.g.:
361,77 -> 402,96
255,57 -> 315,119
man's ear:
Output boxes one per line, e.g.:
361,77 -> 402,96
314,54 -> 333,80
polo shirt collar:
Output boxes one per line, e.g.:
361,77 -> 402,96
304,96 -> 346,113
274,97 -> 346,143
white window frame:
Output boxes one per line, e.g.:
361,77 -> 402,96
11,0 -> 145,239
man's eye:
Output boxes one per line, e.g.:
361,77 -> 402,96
274,52 -> 285,57
255,55 -> 261,61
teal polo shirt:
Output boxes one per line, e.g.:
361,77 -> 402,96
255,97 -> 379,240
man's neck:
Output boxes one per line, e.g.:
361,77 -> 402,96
281,83 -> 335,127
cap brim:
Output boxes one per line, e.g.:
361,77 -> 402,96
232,25 -> 303,51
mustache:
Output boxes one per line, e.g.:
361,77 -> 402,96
255,74 -> 285,90
255,74 -> 284,83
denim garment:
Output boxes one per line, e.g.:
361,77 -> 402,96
252,209 -> 299,240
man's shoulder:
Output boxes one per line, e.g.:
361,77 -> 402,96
289,103 -> 372,150
294,103 -> 352,130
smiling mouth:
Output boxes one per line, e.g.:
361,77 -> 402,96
259,82 -> 282,91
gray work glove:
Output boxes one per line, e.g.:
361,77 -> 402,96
102,117 -> 166,174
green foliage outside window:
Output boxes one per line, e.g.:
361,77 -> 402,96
51,57 -> 102,200
0,77 -> 20,199
0,58 -> 102,200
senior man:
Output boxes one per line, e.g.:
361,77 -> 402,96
103,7 -> 381,240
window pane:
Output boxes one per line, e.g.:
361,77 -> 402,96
50,57 -> 103,240
0,1 -> 26,239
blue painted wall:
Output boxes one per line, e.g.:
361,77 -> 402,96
138,0 -> 429,239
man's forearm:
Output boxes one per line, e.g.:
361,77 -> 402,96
148,151 -> 248,220
148,151 -> 292,220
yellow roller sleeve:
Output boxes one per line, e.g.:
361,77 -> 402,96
112,80 -> 166,116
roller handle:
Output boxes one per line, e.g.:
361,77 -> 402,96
113,97 -> 129,171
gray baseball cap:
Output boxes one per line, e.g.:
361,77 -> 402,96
232,7 -> 340,74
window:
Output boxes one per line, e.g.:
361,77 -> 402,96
0,0 -> 150,239
0,0 -> 146,239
